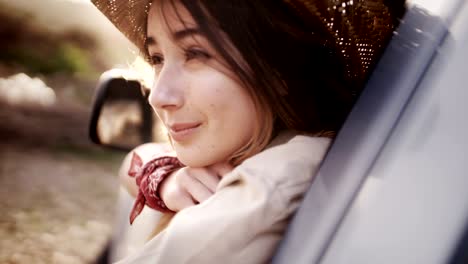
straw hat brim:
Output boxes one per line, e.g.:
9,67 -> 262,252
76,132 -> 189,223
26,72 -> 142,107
91,0 -> 401,84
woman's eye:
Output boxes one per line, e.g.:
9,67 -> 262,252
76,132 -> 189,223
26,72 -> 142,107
185,48 -> 210,61
150,54 -> 164,66
149,54 -> 164,74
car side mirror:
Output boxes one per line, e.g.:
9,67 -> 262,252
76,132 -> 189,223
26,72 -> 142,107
88,70 -> 163,151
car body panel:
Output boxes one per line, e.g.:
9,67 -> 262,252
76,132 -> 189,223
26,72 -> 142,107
273,0 -> 468,263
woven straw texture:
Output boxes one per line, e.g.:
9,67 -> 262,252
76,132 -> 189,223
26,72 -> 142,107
91,0 -> 400,83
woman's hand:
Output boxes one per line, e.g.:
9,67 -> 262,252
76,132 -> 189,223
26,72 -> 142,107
159,163 -> 234,212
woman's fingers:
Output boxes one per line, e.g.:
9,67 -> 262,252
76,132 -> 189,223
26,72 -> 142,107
178,169 -> 214,203
159,170 -> 196,211
169,190 -> 195,211
159,164 -> 233,212
190,168 -> 220,193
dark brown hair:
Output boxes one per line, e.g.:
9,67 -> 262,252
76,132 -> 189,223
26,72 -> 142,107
148,0 -> 402,164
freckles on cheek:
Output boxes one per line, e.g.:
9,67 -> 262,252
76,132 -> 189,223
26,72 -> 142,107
204,94 -> 223,113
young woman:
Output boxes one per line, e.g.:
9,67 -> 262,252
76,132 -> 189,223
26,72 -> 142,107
92,0 -> 404,262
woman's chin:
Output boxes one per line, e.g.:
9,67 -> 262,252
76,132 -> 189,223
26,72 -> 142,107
177,156 -> 214,168
174,147 -> 227,168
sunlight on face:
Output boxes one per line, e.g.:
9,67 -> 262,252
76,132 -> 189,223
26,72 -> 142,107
146,0 -> 258,167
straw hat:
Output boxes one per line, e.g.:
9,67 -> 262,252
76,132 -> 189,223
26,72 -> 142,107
91,0 -> 404,85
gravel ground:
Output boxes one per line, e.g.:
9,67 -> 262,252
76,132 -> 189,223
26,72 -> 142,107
0,103 -> 126,264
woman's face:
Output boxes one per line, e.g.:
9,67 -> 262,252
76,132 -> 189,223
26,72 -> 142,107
146,1 -> 257,167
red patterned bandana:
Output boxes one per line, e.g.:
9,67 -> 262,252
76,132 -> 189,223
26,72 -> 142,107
128,152 -> 184,224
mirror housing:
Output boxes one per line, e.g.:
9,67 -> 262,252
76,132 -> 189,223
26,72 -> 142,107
88,70 -> 161,151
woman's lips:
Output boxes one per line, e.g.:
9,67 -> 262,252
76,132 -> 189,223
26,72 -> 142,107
168,122 -> 201,142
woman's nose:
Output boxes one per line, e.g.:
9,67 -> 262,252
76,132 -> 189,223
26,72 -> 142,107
149,67 -> 184,111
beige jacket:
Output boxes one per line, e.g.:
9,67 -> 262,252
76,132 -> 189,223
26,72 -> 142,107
116,132 -> 331,264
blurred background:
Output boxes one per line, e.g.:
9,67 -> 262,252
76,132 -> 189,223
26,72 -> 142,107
0,0 -> 141,263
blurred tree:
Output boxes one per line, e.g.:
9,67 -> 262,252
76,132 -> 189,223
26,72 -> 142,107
0,6 -> 103,77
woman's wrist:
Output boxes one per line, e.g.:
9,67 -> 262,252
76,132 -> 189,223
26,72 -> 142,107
119,143 -> 174,198
127,153 -> 184,224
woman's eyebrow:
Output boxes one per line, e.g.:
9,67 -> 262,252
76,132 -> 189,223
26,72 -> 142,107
146,27 -> 201,49
172,27 -> 202,41
146,36 -> 157,47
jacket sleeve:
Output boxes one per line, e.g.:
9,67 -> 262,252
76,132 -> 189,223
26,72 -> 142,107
115,136 -> 330,264
115,168 -> 287,264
